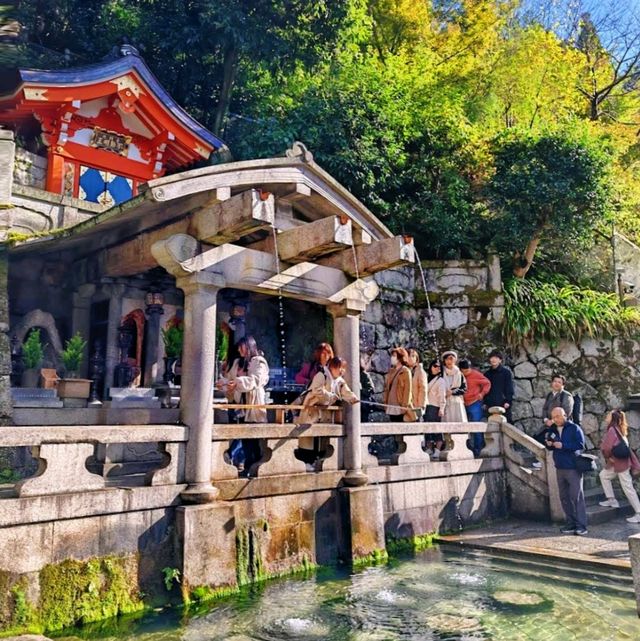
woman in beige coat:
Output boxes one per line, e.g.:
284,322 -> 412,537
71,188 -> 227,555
383,347 -> 416,422
407,348 -> 428,420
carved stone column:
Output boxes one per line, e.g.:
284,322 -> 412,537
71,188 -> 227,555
177,272 -> 224,503
103,282 -> 126,396
329,299 -> 368,486
143,294 -> 164,386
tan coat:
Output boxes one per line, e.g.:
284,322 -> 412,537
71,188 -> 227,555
383,366 -> 417,422
297,370 -> 357,432
227,355 -> 270,423
411,363 -> 428,410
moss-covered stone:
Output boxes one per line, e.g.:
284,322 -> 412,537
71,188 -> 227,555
352,548 -> 388,567
38,556 -> 145,631
386,533 -> 436,555
0,555 -> 147,636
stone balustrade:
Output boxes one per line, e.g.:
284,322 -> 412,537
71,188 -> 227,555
361,421 -> 501,468
211,423 -> 346,479
0,424 -> 187,497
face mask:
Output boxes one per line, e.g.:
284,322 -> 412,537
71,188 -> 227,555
390,355 -> 398,366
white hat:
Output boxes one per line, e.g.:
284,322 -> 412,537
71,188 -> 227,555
441,350 -> 458,360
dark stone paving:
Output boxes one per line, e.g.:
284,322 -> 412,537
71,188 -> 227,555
439,517 -> 639,570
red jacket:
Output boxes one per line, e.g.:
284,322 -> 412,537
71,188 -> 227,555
463,369 -> 491,406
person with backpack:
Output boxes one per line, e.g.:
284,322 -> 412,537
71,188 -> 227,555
598,409 -> 640,524
542,374 -> 574,426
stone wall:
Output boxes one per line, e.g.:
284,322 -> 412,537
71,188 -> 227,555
13,147 -> 47,190
361,256 -> 640,450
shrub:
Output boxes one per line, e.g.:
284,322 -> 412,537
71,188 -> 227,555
61,333 -> 87,374
503,278 -> 640,345
22,329 -> 44,369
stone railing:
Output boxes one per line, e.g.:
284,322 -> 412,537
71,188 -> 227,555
0,425 -> 187,497
361,421 -> 501,468
211,423 -> 346,479
501,422 -> 563,521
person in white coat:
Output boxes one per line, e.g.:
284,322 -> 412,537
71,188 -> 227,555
218,336 -> 269,476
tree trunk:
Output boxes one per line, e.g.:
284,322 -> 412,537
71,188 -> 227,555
512,233 -> 542,279
213,44 -> 239,138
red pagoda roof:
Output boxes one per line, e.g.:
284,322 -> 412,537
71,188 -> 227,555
0,45 -> 224,178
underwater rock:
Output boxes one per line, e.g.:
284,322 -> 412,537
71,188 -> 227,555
491,589 -> 552,612
425,613 -> 482,633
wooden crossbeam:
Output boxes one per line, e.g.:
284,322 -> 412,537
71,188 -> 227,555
318,235 -> 415,277
191,189 -> 274,243
101,189 -> 272,277
275,215 -> 353,263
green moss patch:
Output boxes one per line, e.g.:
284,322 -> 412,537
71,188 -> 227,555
387,533 -> 436,555
352,548 -> 389,567
38,556 -> 145,632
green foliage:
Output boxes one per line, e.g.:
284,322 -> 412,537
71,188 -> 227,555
487,125 -> 613,276
161,567 -> 180,592
503,277 -> 640,345
61,332 -> 87,374
22,329 -> 44,370
216,326 -> 229,364
161,324 -> 183,359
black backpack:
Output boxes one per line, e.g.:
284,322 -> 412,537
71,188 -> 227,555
571,393 -> 583,426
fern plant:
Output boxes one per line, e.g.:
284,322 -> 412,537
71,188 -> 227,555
61,333 -> 87,375
22,329 -> 44,369
503,278 -> 640,345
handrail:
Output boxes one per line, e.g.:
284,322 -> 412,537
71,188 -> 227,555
0,424 -> 187,447
212,423 -> 345,439
362,421 -> 494,436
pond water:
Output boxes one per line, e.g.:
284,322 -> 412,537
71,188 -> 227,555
56,547 -> 638,641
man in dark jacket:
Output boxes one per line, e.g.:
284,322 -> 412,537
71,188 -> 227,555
483,350 -> 514,423
546,407 -> 588,536
542,374 -> 574,425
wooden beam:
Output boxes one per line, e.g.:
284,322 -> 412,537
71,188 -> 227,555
100,189 -> 273,277
278,182 -> 311,204
274,215 -> 353,264
318,235 -> 415,277
191,188 -> 274,244
102,216 -> 192,277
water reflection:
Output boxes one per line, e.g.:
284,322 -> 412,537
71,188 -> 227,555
56,547 -> 638,641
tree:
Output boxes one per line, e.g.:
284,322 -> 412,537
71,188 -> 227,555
226,51 -> 485,258
487,126 -> 613,278
14,0 -> 351,136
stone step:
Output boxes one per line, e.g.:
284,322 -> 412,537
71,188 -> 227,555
586,502 -> 635,525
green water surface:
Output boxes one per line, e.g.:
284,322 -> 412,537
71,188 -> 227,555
55,547 -> 639,641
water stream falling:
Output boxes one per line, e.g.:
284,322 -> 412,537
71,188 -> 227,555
412,246 -> 440,358
271,225 -> 288,389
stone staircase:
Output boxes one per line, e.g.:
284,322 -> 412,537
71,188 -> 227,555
584,474 -> 635,525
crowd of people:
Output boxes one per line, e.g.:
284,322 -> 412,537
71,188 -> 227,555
216,336 -> 640,537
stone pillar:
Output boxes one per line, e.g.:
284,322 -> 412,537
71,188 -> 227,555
143,299 -> 164,386
329,299 -> 367,486
340,485 -> 386,562
103,283 -> 126,396
630,533 -> 640,617
71,284 -> 95,378
0,129 -> 15,206
177,272 -> 223,503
